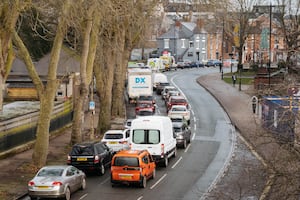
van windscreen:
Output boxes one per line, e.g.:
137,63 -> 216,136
132,129 -> 160,144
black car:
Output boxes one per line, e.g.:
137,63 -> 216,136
67,141 -> 113,175
172,122 -> 191,149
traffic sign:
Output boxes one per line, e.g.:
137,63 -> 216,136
89,101 -> 95,110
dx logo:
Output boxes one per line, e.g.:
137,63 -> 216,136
135,77 -> 146,84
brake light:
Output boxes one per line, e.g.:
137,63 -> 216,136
28,181 -> 35,186
94,155 -> 100,164
161,144 -> 165,156
52,181 -> 63,186
119,141 -> 128,144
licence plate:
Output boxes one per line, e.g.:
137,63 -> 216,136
109,141 -> 117,144
77,157 -> 87,161
120,174 -> 132,179
37,186 -> 49,189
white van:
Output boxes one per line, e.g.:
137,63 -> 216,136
129,116 -> 177,167
152,72 -> 168,91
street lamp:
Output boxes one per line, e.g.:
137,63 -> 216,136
268,2 -> 272,89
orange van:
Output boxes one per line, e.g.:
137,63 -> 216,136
110,149 -> 156,188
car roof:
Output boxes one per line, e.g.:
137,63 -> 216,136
104,130 -> 125,134
170,105 -> 187,108
114,149 -> 147,157
170,96 -> 185,100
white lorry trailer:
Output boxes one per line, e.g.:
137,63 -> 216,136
127,67 -> 153,103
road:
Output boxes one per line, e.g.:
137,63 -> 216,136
21,67 -> 265,200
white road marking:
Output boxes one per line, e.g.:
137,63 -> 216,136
172,156 -> 183,168
79,193 -> 88,199
150,173 -> 167,189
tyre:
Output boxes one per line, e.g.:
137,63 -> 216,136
183,139 -> 187,149
98,163 -> 105,175
163,157 -> 168,167
80,177 -> 86,190
173,148 -> 177,157
64,187 -> 71,200
152,168 -> 156,179
140,176 -> 147,188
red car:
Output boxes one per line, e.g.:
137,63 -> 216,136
166,96 -> 188,111
135,101 -> 155,113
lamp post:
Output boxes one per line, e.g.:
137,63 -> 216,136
268,3 -> 273,89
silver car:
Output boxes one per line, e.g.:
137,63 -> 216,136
28,165 -> 86,200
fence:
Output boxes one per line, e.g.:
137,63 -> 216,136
0,100 -> 73,153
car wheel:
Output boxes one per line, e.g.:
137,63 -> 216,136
64,187 -> 71,200
81,177 -> 86,190
140,176 -> 147,188
163,157 -> 168,167
99,163 -> 105,175
183,139 -> 187,149
152,168 -> 156,179
173,148 -> 177,157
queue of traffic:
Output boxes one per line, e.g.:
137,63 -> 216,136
27,63 -> 192,200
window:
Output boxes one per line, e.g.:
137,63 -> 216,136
114,157 -> 139,167
132,129 -> 160,144
142,155 -> 149,164
181,39 -> 186,48
104,133 -> 123,139
164,39 -> 170,49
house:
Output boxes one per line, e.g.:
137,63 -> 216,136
157,20 -> 209,63
6,46 -> 80,100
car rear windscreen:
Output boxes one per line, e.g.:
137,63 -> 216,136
70,145 -> 94,155
104,133 -> 123,139
132,129 -> 160,144
114,157 -> 139,167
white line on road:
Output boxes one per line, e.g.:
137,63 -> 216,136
172,156 -> 182,168
150,173 -> 167,189
100,177 -> 110,185
184,143 -> 191,153
137,196 -> 143,200
79,193 -> 88,199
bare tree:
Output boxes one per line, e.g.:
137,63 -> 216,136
275,0 -> 300,76
13,0 -> 72,167
70,0 -> 102,144
0,1 -> 31,112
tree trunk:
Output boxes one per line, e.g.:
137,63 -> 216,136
94,45 -> 114,134
111,28 -> 126,118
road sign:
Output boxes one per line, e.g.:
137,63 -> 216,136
89,101 -> 95,111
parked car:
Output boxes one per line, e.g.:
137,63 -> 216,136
168,105 -> 191,125
166,95 -> 189,111
28,165 -> 86,200
176,60 -> 191,69
206,59 -> 222,67
172,121 -> 191,148
67,141 -> 113,175
156,82 -> 170,95
190,61 -> 204,68
101,129 -> 130,152
110,149 -> 156,188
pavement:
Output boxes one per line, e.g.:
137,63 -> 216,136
0,71 -> 298,199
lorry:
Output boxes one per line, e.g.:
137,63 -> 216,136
147,55 -> 176,72
127,67 -> 153,103
129,116 -> 177,167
